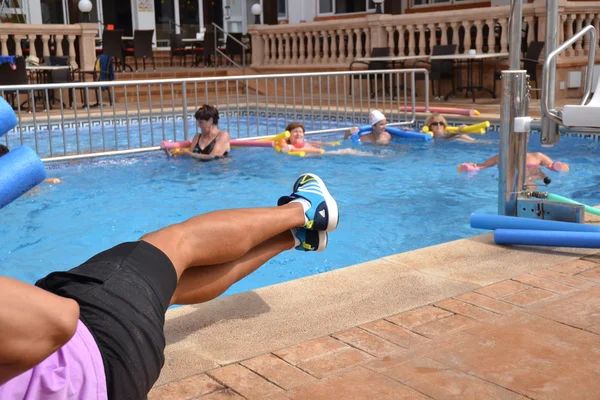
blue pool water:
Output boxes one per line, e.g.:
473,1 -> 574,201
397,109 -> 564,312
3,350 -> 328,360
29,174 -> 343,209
1,129 -> 599,298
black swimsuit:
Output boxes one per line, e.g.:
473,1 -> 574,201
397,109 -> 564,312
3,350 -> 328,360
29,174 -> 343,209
193,133 -> 229,157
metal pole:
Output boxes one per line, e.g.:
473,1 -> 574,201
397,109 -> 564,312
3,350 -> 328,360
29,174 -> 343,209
499,70 -> 528,216
508,0 -> 523,70
541,0 -> 560,146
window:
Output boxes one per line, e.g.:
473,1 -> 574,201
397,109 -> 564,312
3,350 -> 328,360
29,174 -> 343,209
318,0 -> 377,15
277,0 -> 287,18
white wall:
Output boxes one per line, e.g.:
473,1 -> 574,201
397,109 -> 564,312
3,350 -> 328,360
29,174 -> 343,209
27,0 -> 43,24
131,0 -> 157,44
288,0 -> 315,23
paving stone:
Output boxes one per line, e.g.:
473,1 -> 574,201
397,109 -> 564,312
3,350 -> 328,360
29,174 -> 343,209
286,367 -> 431,400
513,274 -> 576,294
588,323 -> 600,335
434,299 -> 500,322
257,393 -> 292,400
411,314 -> 478,339
200,389 -> 245,399
454,292 -> 519,314
332,327 -> 404,358
550,259 -> 598,275
386,305 -> 453,329
360,319 -> 431,349
241,354 -> 316,390
531,269 -> 592,287
208,364 -> 284,399
429,312 -> 600,400
273,336 -> 348,365
148,374 -> 223,400
297,347 -> 375,378
379,357 -> 527,400
577,267 -> 600,282
474,280 -> 530,298
527,287 -> 600,330
502,287 -> 555,307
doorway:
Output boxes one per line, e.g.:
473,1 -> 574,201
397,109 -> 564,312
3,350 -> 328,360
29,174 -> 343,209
223,0 -> 243,33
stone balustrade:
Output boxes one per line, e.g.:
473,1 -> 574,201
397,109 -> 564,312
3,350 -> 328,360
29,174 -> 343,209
0,23 -> 98,71
249,1 -> 600,69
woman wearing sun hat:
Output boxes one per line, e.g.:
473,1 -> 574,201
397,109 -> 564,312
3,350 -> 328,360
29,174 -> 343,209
344,110 -> 391,144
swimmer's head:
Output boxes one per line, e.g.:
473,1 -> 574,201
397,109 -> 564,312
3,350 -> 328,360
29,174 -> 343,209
424,112 -> 448,136
285,122 -> 305,145
369,110 -> 387,133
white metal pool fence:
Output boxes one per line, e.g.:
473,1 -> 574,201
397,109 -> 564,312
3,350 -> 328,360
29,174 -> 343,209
0,69 -> 428,160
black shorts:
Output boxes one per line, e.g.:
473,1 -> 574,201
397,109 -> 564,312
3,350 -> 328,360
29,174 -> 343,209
35,241 -> 177,400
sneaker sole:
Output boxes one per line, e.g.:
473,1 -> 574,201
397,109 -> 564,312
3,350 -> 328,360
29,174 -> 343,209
299,173 -> 339,232
316,231 -> 328,252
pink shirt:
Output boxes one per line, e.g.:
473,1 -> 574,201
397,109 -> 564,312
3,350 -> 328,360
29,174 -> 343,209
0,320 -> 107,400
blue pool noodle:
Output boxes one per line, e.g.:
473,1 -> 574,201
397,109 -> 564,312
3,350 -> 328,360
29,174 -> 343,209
495,229 -> 600,248
470,213 -> 600,233
0,146 -> 47,209
354,125 -> 432,142
0,96 -> 17,138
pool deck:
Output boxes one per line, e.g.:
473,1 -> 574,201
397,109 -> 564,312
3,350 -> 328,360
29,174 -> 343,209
149,213 -> 600,399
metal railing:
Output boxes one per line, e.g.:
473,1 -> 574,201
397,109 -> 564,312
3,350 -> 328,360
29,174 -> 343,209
0,68 -> 428,161
211,23 -> 249,69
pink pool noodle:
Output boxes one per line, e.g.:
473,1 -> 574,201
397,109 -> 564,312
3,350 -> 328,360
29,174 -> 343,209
548,161 -> 569,172
457,163 -> 492,172
230,139 -> 273,148
160,140 -> 192,149
399,106 -> 479,117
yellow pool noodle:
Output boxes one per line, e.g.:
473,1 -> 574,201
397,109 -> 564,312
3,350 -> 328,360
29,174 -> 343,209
460,121 -> 490,133
288,151 -> 306,157
257,131 -> 291,142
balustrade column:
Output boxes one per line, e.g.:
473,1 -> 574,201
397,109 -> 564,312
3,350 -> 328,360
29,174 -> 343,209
322,30 -> 330,63
27,34 -> 37,57
269,34 -> 276,64
524,16 -> 534,47
67,35 -> 77,67
0,34 -> 8,55
337,29 -> 345,63
463,21 -> 472,53
14,35 -> 24,56
565,14 -> 574,57
440,23 -> 448,46
407,25 -> 415,56
354,28 -> 362,58
594,15 -> 600,54
282,33 -> 290,64
499,18 -> 508,53
450,22 -> 459,47
418,25 -> 426,55
291,33 -> 298,64
314,32 -> 322,63
276,33 -> 284,64
574,15 -> 583,56
262,35 -> 270,65
41,34 -> 51,58
364,29 -> 371,57
474,21 -> 483,53
306,32 -> 314,63
55,34 -> 64,56
485,20 -> 494,52
298,32 -> 305,64
346,29 -> 354,62
583,14 -> 592,54
386,26 -> 394,55
428,23 -> 436,54
396,28 -> 405,56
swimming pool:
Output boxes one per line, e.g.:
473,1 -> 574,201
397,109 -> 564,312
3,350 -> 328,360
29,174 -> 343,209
1,129 -> 599,298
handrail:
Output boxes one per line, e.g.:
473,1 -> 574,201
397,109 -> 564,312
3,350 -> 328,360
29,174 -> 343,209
542,25 -> 597,127
211,22 -> 248,69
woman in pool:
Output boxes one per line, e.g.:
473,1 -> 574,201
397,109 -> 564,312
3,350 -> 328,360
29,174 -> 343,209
0,144 -> 61,184
167,104 -> 230,161
277,122 -> 324,153
460,151 -> 569,181
344,110 -> 391,144
424,113 -> 474,142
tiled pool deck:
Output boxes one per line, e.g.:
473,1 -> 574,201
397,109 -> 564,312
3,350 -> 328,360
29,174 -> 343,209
149,213 -> 600,399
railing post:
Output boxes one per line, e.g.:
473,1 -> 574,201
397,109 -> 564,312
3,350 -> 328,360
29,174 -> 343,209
182,82 -> 189,140
540,0 -> 561,147
78,23 -> 98,71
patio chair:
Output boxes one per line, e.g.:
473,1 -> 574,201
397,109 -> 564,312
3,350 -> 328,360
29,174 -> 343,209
0,56 -> 33,110
415,44 -> 457,98
124,30 -> 156,72
101,29 -> 127,72
494,41 -> 544,98
46,56 -> 74,108
169,33 -> 193,66
348,47 -> 393,98
225,33 -> 247,66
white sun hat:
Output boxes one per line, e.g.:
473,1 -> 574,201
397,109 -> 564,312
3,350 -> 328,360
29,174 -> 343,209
369,110 -> 386,126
